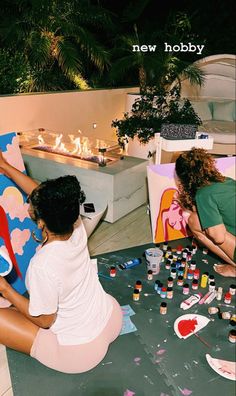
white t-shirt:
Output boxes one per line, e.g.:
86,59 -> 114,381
25,219 -> 112,345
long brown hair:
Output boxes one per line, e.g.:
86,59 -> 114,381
175,148 -> 225,210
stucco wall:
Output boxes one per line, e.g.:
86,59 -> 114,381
0,87 -> 138,141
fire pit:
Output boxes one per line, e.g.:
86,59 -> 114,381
19,128 -> 122,167
20,128 -> 148,223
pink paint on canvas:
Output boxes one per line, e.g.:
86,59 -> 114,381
124,389 -> 136,396
5,136 -> 25,172
0,194 -> 29,222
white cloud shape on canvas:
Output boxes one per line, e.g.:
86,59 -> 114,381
5,135 -> 25,172
9,228 -> 31,255
0,187 -> 29,222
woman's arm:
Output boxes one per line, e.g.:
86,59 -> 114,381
0,276 -> 56,328
205,224 -> 227,245
0,150 -> 39,195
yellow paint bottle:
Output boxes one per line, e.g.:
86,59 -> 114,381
200,273 -> 208,288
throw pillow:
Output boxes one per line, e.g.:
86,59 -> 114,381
212,101 -> 235,122
191,101 -> 212,121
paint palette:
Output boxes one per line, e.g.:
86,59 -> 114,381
0,247 -> 13,277
174,314 -> 210,339
206,354 -> 236,381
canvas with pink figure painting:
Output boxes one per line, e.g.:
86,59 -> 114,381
0,132 -> 41,294
147,158 -> 236,243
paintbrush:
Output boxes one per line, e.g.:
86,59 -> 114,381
194,332 -> 211,348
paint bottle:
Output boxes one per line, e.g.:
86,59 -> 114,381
167,276 -> 174,287
165,259 -> 171,270
178,266 -> 184,276
224,292 -> 232,304
181,258 -> 186,268
192,243 -> 197,255
203,247 -> 208,255
157,282 -> 163,295
162,242 -> 168,251
209,281 -> 216,292
160,287 -> 167,298
167,246 -> 172,255
167,287 -> 173,299
147,270 -> 153,280
170,268 -> 177,279
180,293 -> 202,310
208,275 -> 215,285
216,286 -> 223,301
193,269 -> 200,280
200,273 -> 208,288
176,245 -> 183,255
222,312 -> 231,320
187,269 -> 194,280
229,284 -> 236,296
183,283 -> 190,295
160,302 -> 167,315
190,260 -> 196,270
110,266 -> 117,277
173,253 -> 178,261
182,249 -> 188,259
175,260 -> 181,269
208,307 -> 219,314
192,279 -> 199,290
135,280 -> 142,292
168,255 -> 174,264
228,330 -> 236,343
133,289 -> 140,301
177,275 -> 184,286
154,280 -> 160,292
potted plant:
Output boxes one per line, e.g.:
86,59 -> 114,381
111,86 -> 202,159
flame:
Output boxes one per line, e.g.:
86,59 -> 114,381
38,135 -> 45,145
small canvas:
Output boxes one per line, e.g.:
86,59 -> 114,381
147,157 -> 236,243
0,132 -> 41,294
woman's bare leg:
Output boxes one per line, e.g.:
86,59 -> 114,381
188,212 -> 236,277
0,307 -> 39,354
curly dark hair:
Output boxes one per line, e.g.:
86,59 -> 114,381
175,148 -> 225,210
29,175 -> 83,234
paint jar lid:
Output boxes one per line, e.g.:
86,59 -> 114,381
183,283 -> 189,288
155,280 -> 160,285
171,269 -> 176,273
133,289 -> 139,294
160,302 -> 167,307
229,330 -> 236,336
192,279 -> 198,284
167,287 -> 173,291
168,255 -> 173,259
230,284 -> 236,289
209,281 -> 215,286
209,275 -> 215,280
230,320 -> 236,327
178,275 -> 183,280
148,270 -> 153,274
136,280 -> 142,285
159,282 -> 163,288
203,272 -> 209,276
168,276 -> 173,281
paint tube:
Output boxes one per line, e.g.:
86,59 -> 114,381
180,293 -> 202,310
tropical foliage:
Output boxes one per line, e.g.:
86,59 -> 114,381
112,86 -> 202,144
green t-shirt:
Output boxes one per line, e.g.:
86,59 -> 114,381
196,177 -> 236,236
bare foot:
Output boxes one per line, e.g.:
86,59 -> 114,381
213,264 -> 236,277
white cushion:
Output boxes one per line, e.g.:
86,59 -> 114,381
191,101 -> 212,121
202,120 -> 236,144
212,101 -> 235,121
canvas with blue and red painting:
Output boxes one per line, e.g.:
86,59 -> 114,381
0,132 -> 40,294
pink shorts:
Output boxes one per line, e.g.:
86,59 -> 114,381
30,296 -> 122,373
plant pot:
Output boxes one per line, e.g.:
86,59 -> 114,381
126,135 -> 157,160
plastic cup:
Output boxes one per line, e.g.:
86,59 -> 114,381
145,248 -> 163,275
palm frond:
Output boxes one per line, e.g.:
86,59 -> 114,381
56,38 -> 81,76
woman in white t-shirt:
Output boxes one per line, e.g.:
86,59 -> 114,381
0,152 -> 122,373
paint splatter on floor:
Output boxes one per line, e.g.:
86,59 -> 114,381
178,387 -> 193,395
134,357 -> 141,365
156,349 -> 166,355
124,389 -> 135,396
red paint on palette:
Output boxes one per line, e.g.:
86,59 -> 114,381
178,318 -> 198,337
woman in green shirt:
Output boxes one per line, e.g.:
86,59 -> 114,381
175,148 -> 236,277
